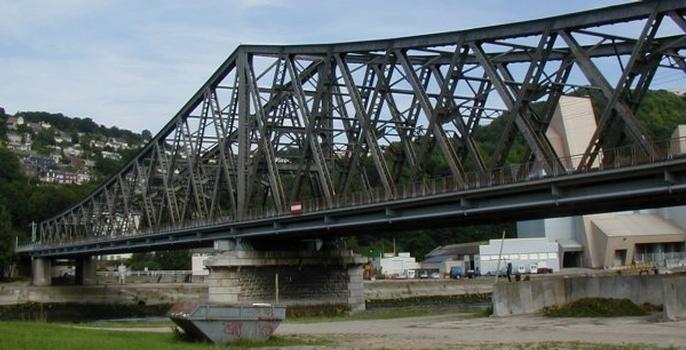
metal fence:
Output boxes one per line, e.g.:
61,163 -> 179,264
636,252 -> 686,268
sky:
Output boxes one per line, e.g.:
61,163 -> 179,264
0,0 -> 640,134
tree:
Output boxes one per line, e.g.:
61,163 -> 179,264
141,129 -> 152,141
28,186 -> 80,222
0,202 -> 16,280
0,116 -> 6,140
154,250 -> 191,270
0,147 -> 24,182
94,156 -> 122,178
34,128 -> 55,147
70,131 -> 80,144
128,252 -> 160,271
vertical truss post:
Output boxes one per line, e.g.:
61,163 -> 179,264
236,50 -> 250,219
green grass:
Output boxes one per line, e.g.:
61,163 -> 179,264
543,298 -> 649,318
76,320 -> 174,328
0,321 -> 329,350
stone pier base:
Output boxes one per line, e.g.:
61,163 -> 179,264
31,257 -> 52,286
205,250 -> 366,313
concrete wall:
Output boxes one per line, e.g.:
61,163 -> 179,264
516,219 -> 545,238
663,276 -> 686,321
492,274 -> 685,317
0,277 -> 495,308
658,206 -> 686,232
364,279 -> 492,300
0,283 -> 207,306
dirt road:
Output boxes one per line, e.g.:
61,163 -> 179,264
278,313 -> 686,349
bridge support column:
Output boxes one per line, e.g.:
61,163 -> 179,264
75,256 -> 96,285
31,257 -> 52,286
205,250 -> 366,313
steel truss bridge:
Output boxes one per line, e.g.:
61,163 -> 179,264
18,0 -> 686,257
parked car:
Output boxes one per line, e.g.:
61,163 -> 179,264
430,272 -> 441,279
419,270 -> 429,279
537,267 -> 553,274
450,266 -> 463,279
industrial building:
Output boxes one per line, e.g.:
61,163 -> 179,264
421,242 -> 482,276
481,96 -> 686,272
479,238 -> 561,275
379,252 -> 420,278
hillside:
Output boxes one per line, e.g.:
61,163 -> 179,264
0,110 -> 152,277
0,111 -> 150,184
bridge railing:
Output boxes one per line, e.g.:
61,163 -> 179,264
229,136 -> 686,221
22,136 -> 686,250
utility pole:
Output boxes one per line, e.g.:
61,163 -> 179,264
494,229 -> 506,284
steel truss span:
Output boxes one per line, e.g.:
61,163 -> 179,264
32,0 -> 686,249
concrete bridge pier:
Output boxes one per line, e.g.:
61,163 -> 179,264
75,256 -> 96,285
205,249 -> 367,313
31,257 -> 52,286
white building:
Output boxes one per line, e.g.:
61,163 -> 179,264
76,172 -> 92,184
5,132 -> 32,152
106,138 -> 130,150
6,116 -> 24,130
99,253 -> 133,262
191,253 -> 213,276
64,146 -> 83,157
102,151 -> 122,160
479,238 -> 561,275
40,170 -> 79,184
380,252 -> 420,277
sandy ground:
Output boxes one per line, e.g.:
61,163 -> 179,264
77,313 -> 686,349
276,313 -> 686,349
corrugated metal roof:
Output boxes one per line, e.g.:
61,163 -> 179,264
426,242 -> 484,258
592,214 -> 685,237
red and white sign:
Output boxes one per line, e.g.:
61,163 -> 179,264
290,200 -> 303,215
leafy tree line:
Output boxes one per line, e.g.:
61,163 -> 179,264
0,147 -> 96,279
127,251 -> 192,271
14,111 -> 151,145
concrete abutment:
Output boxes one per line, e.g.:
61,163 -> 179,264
31,257 -> 52,286
75,256 -> 97,286
492,274 -> 686,320
205,250 -> 366,313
